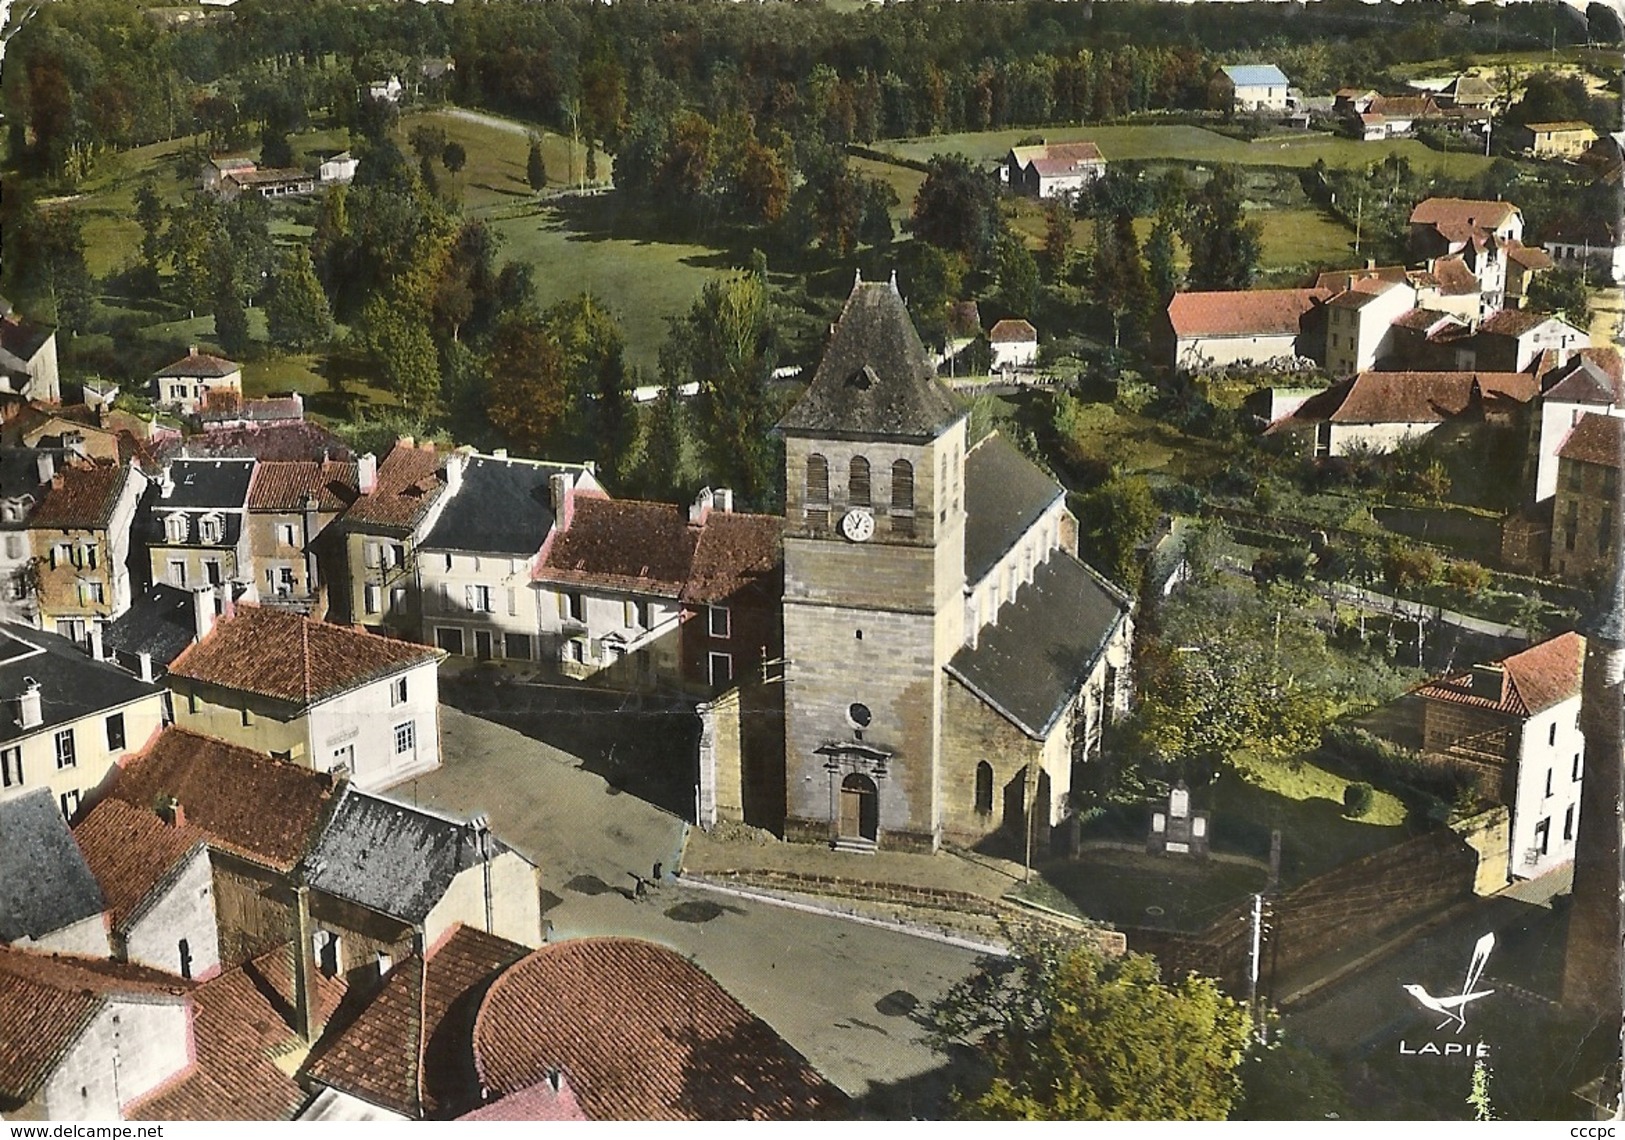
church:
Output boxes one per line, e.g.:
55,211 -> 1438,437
775,273 -> 1134,854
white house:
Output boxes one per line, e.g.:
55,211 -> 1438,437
1531,350 -> 1625,502
1417,632 -> 1586,883
0,302 -> 60,403
1219,64 -> 1290,112
1167,288 -> 1329,371
319,151 -> 358,184
988,319 -> 1039,371
1266,370 -> 1537,457
1003,142 -> 1106,198
1324,278 -> 1417,375
0,789 -> 110,957
1545,218 -> 1625,286
151,348 -> 243,415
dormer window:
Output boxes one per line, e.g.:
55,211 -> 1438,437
164,513 -> 189,544
198,513 -> 223,546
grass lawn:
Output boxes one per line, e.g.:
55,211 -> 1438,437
1049,399 -> 1232,484
1258,208 -> 1358,272
1028,848 -> 1269,932
878,123 -> 1501,179
401,109 -> 605,214
848,155 -> 925,228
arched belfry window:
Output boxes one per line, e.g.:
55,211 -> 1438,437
890,460 -> 914,537
806,454 -> 829,527
849,456 -> 871,507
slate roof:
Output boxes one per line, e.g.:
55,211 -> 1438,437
0,315 -> 54,368
128,944 -> 347,1121
154,457 -> 256,509
305,791 -> 520,925
777,279 -> 965,443
1544,352 -> 1625,404
0,789 -> 105,943
340,442 -> 445,531
1414,631 -> 1585,718
534,498 -> 698,597
109,727 -> 341,873
947,554 -> 1130,739
303,924 -> 530,1118
0,623 -> 166,748
168,606 -> 443,708
472,937 -> 849,1120
104,583 -> 200,670
1480,309 -> 1578,339
199,394 -> 304,426
247,459 -> 358,513
72,798 -> 208,934
963,433 -> 1064,585
0,946 -> 188,1104
153,349 -> 240,379
27,462 -> 129,531
681,512 -> 783,605
1222,64 -> 1289,88
1167,288 -> 1330,339
1557,412 -> 1625,470
168,422 -> 353,463
422,456 -> 584,556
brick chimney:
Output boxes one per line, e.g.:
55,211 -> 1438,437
161,796 -> 186,829
550,473 -> 576,532
35,452 -> 54,486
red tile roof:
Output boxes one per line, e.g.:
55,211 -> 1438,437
535,498 -> 698,596
682,513 -> 783,605
168,606 -> 443,707
248,460 -> 359,513
1272,371 -> 1535,429
128,944 -> 347,1121
73,798 -> 209,933
1507,241 -> 1555,271
154,349 -> 240,379
303,924 -> 530,1118
989,319 -> 1037,343
341,442 -> 444,529
1480,308 -> 1567,338
109,727 -> 340,872
0,946 -> 189,1103
1393,308 -> 1465,333
1314,265 -> 1409,292
1167,288 -> 1329,339
472,937 -> 848,1121
27,462 -> 129,531
1414,631 -> 1585,718
1526,121 -> 1595,133
1557,412 -> 1625,470
1410,198 -> 1520,234
1421,255 -> 1482,296
460,1076 -> 588,1121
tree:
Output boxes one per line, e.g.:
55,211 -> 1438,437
860,179 -> 898,248
526,137 -> 548,193
212,278 -> 252,359
134,177 -> 164,277
928,935 -> 1252,1120
1183,165 -> 1262,291
546,293 -> 633,471
361,296 -> 442,416
1145,213 -> 1179,301
260,127 -> 294,170
1039,201 -> 1073,282
1094,209 -> 1152,350
1074,475 -> 1157,588
993,235 -> 1040,320
484,311 -> 569,454
1529,267 -> 1593,330
441,141 -> 467,175
266,248 -> 335,353
910,152 -> 1003,267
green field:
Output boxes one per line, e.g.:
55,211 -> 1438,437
399,109 -> 606,213
878,122 -> 1500,178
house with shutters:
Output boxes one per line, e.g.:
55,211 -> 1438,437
141,457 -> 256,595
1324,278 -> 1417,375
1408,198 -> 1525,314
244,459 -> 358,608
1532,350 -> 1625,504
0,623 -> 168,822
0,789 -> 110,957
416,452 -> 601,662
28,460 -> 147,645
1415,632 -> 1586,883
152,348 -> 242,415
163,604 -> 445,790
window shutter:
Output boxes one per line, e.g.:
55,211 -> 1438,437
364,542 -> 379,568
438,582 -> 450,612
508,588 -> 517,616
557,591 -> 568,618
465,584 -> 476,611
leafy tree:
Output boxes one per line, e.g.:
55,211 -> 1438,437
641,365 -> 690,500
993,235 -> 1040,320
441,141 -> 467,175
134,177 -> 164,277
928,935 -> 1252,1120
1529,267 -> 1593,330
1146,213 -> 1179,301
859,178 -> 898,249
212,277 -> 252,359
265,248 -> 335,353
1039,201 -> 1073,282
484,311 -> 568,454
1232,1036 -> 1349,1121
361,296 -> 442,416
1074,475 -> 1157,589
260,127 -> 294,170
408,123 -> 449,164
910,152 -> 1003,267
1095,210 -> 1153,351
1183,165 -> 1262,291
18,209 -> 94,335
546,293 -> 633,472
526,137 -> 548,193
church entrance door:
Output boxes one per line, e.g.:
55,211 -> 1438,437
839,773 -> 879,842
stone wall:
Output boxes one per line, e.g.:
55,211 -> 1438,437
941,676 -> 1049,848
124,844 -> 222,981
212,853 -> 295,968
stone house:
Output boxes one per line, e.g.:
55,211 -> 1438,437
0,622 -> 169,822
316,440 -> 451,636
1408,198 -> 1523,313
1003,142 -> 1106,198
1217,64 -> 1290,112
989,318 -> 1040,371
1544,216 -> 1625,286
1415,632 -> 1586,882
1522,120 -> 1598,159
777,276 -> 1132,854
152,348 -> 242,415
0,449 -> 58,626
245,458 -> 358,608
0,789 -> 110,957
201,157 -> 256,194
142,457 -> 256,594
72,797 -> 223,981
0,301 -> 60,404
416,451 -> 601,662
28,460 -> 147,645
0,947 -> 193,1121
1324,278 -> 1417,375
1532,350 -> 1625,503
1465,310 -> 1589,373
1266,370 -> 1537,458
1546,413 -> 1623,584
163,603 -> 445,790
1166,288 -> 1330,371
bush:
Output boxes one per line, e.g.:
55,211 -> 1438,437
1444,559 -> 1491,595
1382,543 -> 1441,592
1343,781 -> 1374,818
1319,724 -> 1479,808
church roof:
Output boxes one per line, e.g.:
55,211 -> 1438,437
947,554 -> 1130,739
777,277 -> 964,443
963,434 -> 1064,586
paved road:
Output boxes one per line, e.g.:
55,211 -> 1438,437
398,704 -> 986,1117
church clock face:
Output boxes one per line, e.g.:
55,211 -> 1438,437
839,508 -> 875,543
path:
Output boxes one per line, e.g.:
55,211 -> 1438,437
437,105 -> 537,138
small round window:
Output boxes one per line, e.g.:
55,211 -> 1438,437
848,703 -> 873,729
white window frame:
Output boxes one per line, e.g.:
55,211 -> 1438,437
709,651 -> 733,686
59,788 -> 80,820
394,720 -> 416,756
390,676 -> 408,706
467,584 -> 494,613
54,728 -> 75,770
277,523 -> 298,547
198,514 -> 223,546
709,605 -> 731,639
0,745 -> 20,788
365,584 -> 382,615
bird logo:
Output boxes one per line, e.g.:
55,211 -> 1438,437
1401,932 -> 1495,1033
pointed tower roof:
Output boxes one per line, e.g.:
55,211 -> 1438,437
777,276 -> 964,443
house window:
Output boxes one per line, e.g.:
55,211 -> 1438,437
436,627 -> 465,655
1549,723 -> 1557,747
394,720 -> 416,755
940,454 -> 948,522
390,585 -> 408,612
1607,469 -> 1619,500
314,930 -> 341,977
709,605 -> 730,639
79,580 -> 105,607
204,559 -> 222,586
164,514 -> 188,544
848,456 -> 871,507
365,584 -> 382,614
59,789 -> 80,820
1575,752 -> 1583,781
279,567 -> 296,595
105,713 -> 125,752
198,515 -> 223,546
1565,805 -> 1576,841
81,545 -> 97,571
504,632 -> 532,660
1546,769 -> 1553,798
161,691 -> 174,726
3,534 -> 20,559
169,560 -> 187,587
708,651 -> 733,686
364,541 -> 381,568
805,454 -> 830,526
390,676 -> 407,706
54,729 -> 75,769
0,746 -> 20,788
974,761 -> 994,815
1566,463 -> 1583,492
890,460 -> 914,536
277,523 -> 298,547
467,584 -> 494,613
1535,817 -> 1550,855
567,638 -> 587,664
563,591 -> 584,622
625,599 -> 649,629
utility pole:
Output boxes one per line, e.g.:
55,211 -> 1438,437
1248,891 -> 1265,1041
1354,193 -> 1363,256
